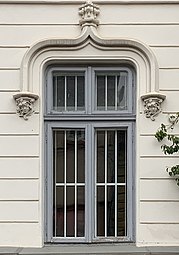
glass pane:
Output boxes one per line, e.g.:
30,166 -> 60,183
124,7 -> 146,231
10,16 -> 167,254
97,186 -> 105,236
55,187 -> 64,237
117,130 -> 126,183
67,186 -> 75,237
53,76 -> 65,111
66,130 -> 75,183
77,131 -> 85,183
117,186 -> 126,236
97,75 -> 105,110
97,131 -> 105,183
107,186 -> 115,236
67,76 -> 75,110
77,76 -> 85,111
107,131 -> 115,183
117,72 -> 128,110
77,186 -> 85,237
54,131 -> 64,183
107,76 -> 115,110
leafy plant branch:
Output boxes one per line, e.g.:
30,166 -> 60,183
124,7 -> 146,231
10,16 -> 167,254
155,112 -> 179,186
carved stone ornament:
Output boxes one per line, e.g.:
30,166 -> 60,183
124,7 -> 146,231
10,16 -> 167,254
141,93 -> 166,121
13,92 -> 39,120
79,0 -> 100,28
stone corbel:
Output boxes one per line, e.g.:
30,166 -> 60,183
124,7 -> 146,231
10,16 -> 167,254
13,92 -> 39,120
79,1 -> 100,28
141,93 -> 166,121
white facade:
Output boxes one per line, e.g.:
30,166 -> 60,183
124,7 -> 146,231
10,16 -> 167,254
0,0 -> 179,254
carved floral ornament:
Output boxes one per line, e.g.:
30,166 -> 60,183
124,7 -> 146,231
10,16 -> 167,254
141,93 -> 166,121
13,92 -> 39,120
79,0 -> 100,28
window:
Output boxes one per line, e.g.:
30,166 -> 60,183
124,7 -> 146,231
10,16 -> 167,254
45,66 -> 135,243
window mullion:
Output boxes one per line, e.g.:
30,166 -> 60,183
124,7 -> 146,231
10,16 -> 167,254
64,131 -> 67,238
115,130 -> 117,238
75,130 -> 77,238
105,130 -> 107,237
54,131 -> 57,237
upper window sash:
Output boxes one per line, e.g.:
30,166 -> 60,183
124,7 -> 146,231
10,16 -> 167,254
92,67 -> 133,114
46,66 -> 134,115
46,67 -> 87,115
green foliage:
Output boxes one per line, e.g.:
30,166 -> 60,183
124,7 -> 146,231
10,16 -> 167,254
155,113 -> 179,186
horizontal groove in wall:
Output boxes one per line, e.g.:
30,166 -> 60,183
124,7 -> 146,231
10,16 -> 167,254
0,221 -> 39,223
0,90 -> 20,92
1,44 -> 179,48
140,155 -> 179,158
0,0 -> 179,4
140,199 -> 179,202
140,222 -> 179,224
0,199 -> 39,202
0,178 -> 39,180
0,134 -> 39,136
0,68 -> 20,71
1,22 -> 179,26
0,156 -> 39,158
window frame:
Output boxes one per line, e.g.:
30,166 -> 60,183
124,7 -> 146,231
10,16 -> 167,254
44,64 -> 135,244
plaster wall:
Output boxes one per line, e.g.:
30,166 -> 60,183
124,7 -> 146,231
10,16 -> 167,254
0,0 -> 179,249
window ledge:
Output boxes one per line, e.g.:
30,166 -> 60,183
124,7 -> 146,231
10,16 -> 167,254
3,244 -> 179,255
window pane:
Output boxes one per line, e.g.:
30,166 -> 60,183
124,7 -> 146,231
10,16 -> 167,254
97,186 -> 105,236
117,186 -> 126,236
97,76 -> 105,110
77,76 -> 85,111
53,76 -> 65,111
55,187 -> 64,237
77,131 -> 85,183
77,186 -> 85,237
107,186 -> 115,236
107,130 -> 115,183
67,186 -> 75,237
117,72 -> 128,110
67,76 -> 75,110
97,131 -> 105,183
107,76 -> 115,110
117,130 -> 126,183
66,130 -> 75,183
54,131 -> 64,183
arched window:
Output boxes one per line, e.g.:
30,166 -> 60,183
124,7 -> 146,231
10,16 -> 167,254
45,64 -> 135,243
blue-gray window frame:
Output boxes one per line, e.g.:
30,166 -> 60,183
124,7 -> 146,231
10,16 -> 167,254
44,65 -> 136,243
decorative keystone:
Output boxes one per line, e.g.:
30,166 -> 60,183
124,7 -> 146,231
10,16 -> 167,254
141,93 -> 166,121
13,92 -> 39,120
79,0 -> 100,28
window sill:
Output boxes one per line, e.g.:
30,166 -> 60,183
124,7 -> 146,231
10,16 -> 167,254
6,244 -> 179,255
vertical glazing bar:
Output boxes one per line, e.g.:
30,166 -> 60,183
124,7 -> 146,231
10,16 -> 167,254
94,131 -> 97,237
54,131 -> 57,237
65,76 -> 67,111
75,130 -> 77,237
115,130 -> 117,237
64,131 -> 67,237
115,75 -> 117,111
125,131 -> 127,236
105,130 -> 107,237
55,76 -> 58,109
125,74 -> 127,109
75,76 -> 77,111
105,76 -> 107,111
